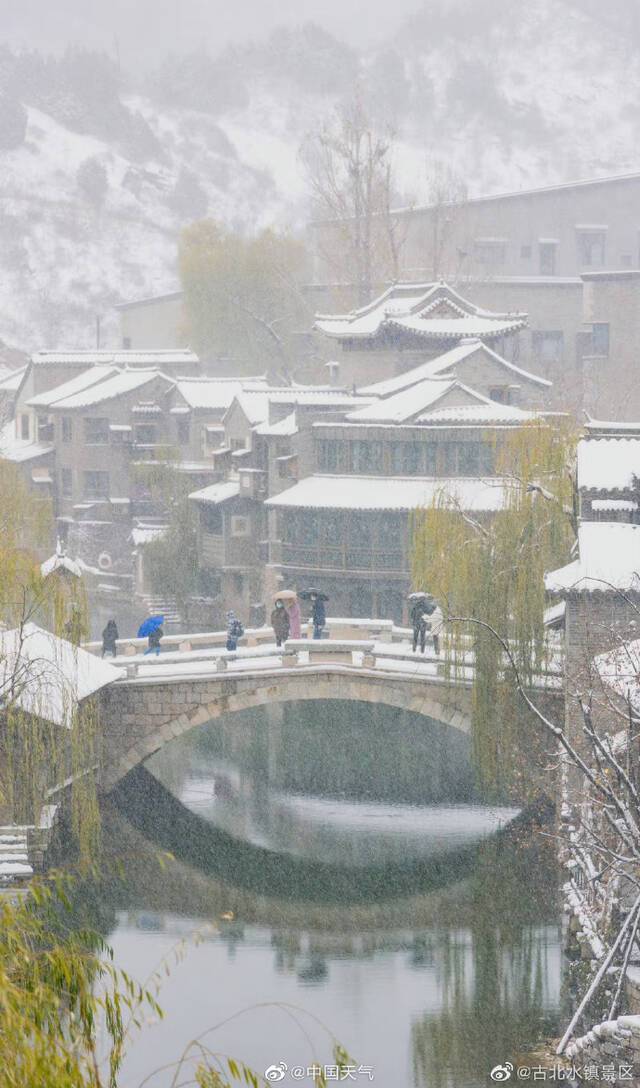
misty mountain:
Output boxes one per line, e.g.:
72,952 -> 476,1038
1,0 -> 640,350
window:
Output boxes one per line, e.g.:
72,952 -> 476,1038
320,513 -> 344,547
532,331 -> 564,364
20,414 -> 30,440
539,242 -> 557,275
473,239 -> 506,267
378,513 -> 403,550
298,513 -> 318,545
424,443 -> 437,474
351,440 -> 382,473
177,419 -> 190,445
62,416 -> 72,443
61,468 -> 72,498
348,514 -> 373,548
135,423 -> 157,446
84,418 -> 109,445
317,439 -> 338,473
489,386 -> 510,404
459,443 -> 481,475
577,229 -> 606,267
391,442 -> 422,475
83,471 -> 109,499
621,253 -> 633,268
230,515 -> 250,537
231,438 -> 246,451
591,322 -> 610,356
520,244 -> 532,260
122,336 -> 132,349
202,505 -> 222,533
479,444 -> 495,474
442,442 -> 458,475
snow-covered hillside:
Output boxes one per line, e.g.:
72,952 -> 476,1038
1,0 -> 640,351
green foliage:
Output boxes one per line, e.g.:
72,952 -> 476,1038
179,219 -> 309,375
0,459 -> 97,857
411,420 -> 577,794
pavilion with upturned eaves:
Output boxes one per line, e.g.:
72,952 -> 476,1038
314,281 -> 528,388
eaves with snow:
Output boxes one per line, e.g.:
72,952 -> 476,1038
0,623 -> 124,728
545,522 -> 640,596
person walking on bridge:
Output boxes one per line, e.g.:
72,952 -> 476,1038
101,619 -> 119,657
410,596 -> 429,654
310,592 -> 326,640
271,599 -> 290,647
226,610 -> 244,651
287,597 -> 302,639
427,598 -> 444,655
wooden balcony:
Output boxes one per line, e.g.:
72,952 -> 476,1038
279,543 -> 407,574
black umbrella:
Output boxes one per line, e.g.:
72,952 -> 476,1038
407,591 -> 431,601
299,588 -> 329,601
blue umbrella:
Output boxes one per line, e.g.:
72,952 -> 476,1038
137,614 -> 164,638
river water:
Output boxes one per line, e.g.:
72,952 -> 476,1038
79,700 -> 562,1088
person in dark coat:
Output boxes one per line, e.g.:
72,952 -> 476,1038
226,610 -> 244,651
310,593 -> 326,640
101,619 -> 119,657
144,625 -> 163,655
271,600 -> 290,647
410,598 -> 433,654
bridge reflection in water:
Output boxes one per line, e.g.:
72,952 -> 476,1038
86,699 -> 561,1088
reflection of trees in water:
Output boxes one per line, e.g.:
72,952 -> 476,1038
412,836 -> 560,1088
413,926 -> 556,1088
187,700 -> 478,806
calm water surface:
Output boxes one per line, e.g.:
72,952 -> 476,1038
80,701 -> 561,1088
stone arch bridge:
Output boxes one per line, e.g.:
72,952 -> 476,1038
95,630 -> 562,791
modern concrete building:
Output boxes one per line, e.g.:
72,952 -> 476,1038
310,172 -> 640,287
115,292 -> 186,350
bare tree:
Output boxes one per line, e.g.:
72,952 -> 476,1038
423,160 -> 468,281
302,93 -> 407,305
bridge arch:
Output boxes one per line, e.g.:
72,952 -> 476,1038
99,667 -> 472,791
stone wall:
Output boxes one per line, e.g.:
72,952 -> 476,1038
565,1012 -> 640,1083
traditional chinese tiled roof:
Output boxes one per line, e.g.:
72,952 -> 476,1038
315,282 -> 527,343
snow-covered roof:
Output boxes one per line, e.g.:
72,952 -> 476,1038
174,377 -> 267,411
40,541 -> 82,578
347,377 -> 459,423
0,623 -> 124,728
417,402 -> 537,426
227,387 -> 368,427
358,340 -> 550,397
189,481 -> 241,505
315,281 -> 527,342
27,365 -> 118,408
347,375 -> 536,426
46,369 -> 172,410
0,365 -> 27,392
578,437 -> 640,492
131,524 -> 168,547
31,349 -> 198,367
545,522 -> 640,595
584,417 -> 640,437
591,498 -> 637,512
0,422 -> 52,463
266,474 -> 512,513
255,411 -> 299,437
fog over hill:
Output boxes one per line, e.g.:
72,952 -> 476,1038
0,0 -> 639,350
